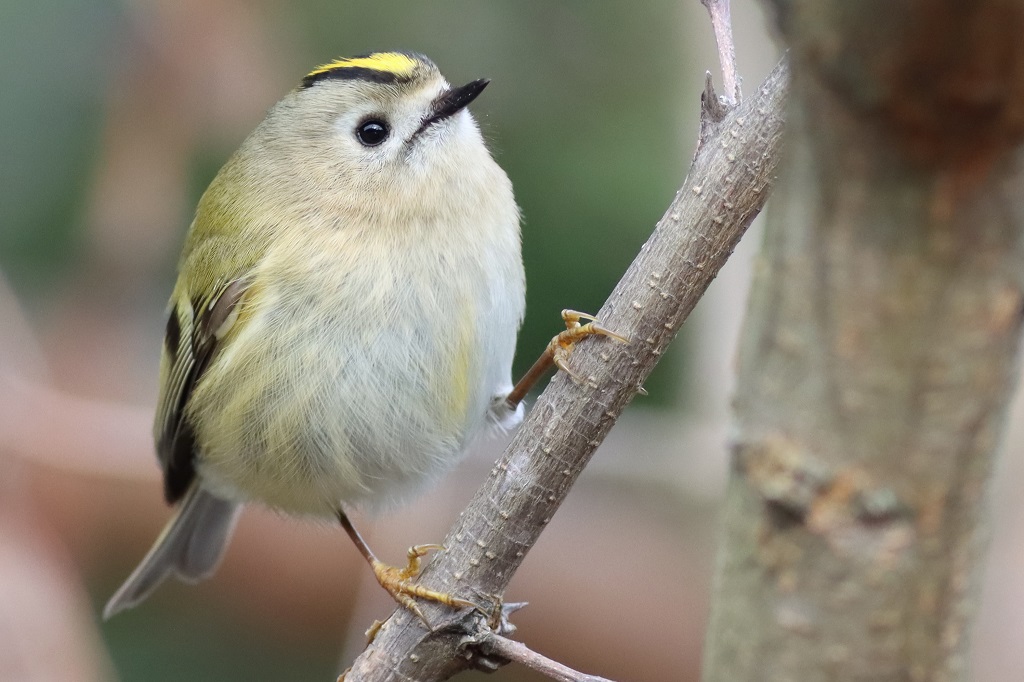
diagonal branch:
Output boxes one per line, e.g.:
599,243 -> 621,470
344,58 -> 790,682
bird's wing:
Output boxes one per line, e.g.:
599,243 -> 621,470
155,278 -> 248,503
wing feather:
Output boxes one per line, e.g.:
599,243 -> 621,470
154,280 -> 248,503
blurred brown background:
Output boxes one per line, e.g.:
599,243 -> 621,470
3,1 -> 1023,681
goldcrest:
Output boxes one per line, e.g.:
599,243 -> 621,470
105,52 -> 525,619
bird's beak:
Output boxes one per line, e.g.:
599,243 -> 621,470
420,79 -> 490,131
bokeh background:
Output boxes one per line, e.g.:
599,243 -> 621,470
3,1 -> 1024,681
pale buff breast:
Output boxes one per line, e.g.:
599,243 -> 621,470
187,215 -> 522,516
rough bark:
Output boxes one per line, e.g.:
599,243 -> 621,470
702,2 -> 1024,681
343,62 -> 789,681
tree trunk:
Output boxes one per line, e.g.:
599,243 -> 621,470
703,2 -> 1024,681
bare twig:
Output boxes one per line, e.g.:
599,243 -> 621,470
701,0 -> 741,104
343,59 -> 789,681
467,632 -> 618,682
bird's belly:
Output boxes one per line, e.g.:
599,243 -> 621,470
191,263 -> 502,516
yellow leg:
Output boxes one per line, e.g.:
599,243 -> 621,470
506,309 -> 629,408
337,512 -> 474,627
549,309 -> 630,382
370,544 -> 475,624
364,619 -> 385,644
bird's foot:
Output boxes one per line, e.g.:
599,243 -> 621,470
548,309 -> 629,383
371,544 -> 475,627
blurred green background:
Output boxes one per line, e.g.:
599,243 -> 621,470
0,1 -> 782,681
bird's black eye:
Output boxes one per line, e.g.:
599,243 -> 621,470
356,119 -> 389,146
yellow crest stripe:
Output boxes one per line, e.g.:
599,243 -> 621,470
305,52 -> 421,81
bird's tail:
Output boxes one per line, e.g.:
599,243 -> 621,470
103,484 -> 241,619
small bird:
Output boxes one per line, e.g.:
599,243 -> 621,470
104,52 -> 527,620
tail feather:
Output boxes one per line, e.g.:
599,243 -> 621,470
104,485 -> 241,619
